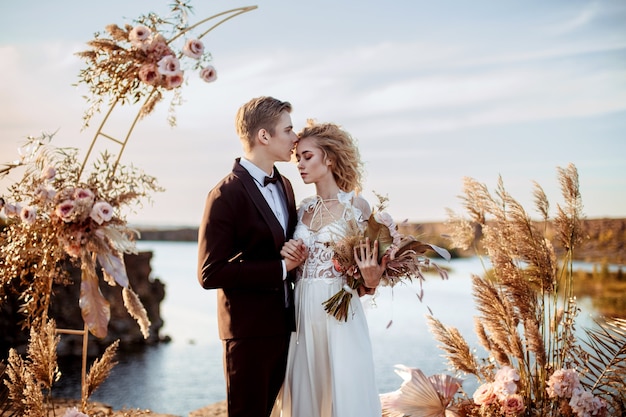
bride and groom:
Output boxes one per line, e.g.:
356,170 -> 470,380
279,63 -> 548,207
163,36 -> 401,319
197,96 -> 386,417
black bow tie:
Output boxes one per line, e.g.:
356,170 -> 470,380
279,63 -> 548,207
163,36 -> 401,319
263,175 -> 278,186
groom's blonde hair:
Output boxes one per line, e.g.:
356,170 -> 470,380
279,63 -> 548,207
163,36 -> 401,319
235,96 -> 292,151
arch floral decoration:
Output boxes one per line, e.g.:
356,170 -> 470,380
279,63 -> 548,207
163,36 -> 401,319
0,2 -> 257,415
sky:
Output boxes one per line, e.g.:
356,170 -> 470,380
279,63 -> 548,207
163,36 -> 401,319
1,0 -> 625,227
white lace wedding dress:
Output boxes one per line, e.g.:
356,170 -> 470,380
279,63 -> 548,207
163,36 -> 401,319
273,190 -> 382,417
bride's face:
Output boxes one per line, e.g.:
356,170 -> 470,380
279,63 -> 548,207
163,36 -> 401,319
295,136 -> 332,185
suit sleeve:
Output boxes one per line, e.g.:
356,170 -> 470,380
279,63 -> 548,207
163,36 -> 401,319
197,181 -> 284,291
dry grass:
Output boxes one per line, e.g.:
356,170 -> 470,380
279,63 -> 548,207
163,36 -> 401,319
432,163 -> 626,416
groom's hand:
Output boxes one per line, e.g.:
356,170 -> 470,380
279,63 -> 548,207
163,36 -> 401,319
281,239 -> 307,271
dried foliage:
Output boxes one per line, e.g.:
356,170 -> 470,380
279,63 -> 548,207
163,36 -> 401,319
122,287 -> 151,339
418,163 -> 625,416
3,320 -> 59,417
1,133 -> 161,339
3,322 -> 125,416
84,340 -> 120,407
75,0 -> 218,127
26,320 -> 61,391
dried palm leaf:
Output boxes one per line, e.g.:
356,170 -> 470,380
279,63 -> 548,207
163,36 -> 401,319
79,253 -> 111,338
380,365 -> 462,417
575,318 -> 626,413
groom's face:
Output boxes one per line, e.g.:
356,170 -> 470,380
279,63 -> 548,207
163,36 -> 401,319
267,111 -> 298,162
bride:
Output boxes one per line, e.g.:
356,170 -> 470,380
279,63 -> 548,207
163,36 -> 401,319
273,119 -> 387,417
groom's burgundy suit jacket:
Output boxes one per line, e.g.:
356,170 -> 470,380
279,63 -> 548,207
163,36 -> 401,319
197,158 -> 297,340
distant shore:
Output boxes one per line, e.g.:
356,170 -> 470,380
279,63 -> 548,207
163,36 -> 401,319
135,217 -> 626,264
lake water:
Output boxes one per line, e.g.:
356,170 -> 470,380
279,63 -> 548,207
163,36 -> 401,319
53,241 -> 603,416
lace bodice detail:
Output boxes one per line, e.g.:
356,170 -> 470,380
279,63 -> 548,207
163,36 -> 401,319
293,191 -> 368,282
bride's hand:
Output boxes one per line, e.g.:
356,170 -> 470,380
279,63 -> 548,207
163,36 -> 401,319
354,237 -> 388,290
281,239 -> 307,271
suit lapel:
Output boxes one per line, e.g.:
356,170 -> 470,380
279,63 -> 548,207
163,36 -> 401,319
274,166 -> 297,235
233,161 -> 285,249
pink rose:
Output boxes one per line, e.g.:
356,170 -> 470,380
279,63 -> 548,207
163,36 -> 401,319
73,188 -> 95,202
55,200 -> 76,222
493,366 -> 520,398
157,55 -> 180,76
500,393 -> 525,415
129,25 -> 151,48
40,165 -> 56,180
182,39 -> 204,59
20,205 -> 37,224
138,63 -> 160,85
164,71 -> 184,90
90,201 -> 113,225
473,382 -> 497,406
199,66 -> 217,83
147,34 -> 173,58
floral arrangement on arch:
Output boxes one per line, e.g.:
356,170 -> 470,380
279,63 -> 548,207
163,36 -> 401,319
379,164 -> 626,417
323,193 -> 451,321
0,133 -> 162,340
75,1 -> 217,127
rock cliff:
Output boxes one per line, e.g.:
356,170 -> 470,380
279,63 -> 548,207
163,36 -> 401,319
0,251 -> 166,358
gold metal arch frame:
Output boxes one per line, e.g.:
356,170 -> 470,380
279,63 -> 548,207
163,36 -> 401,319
79,5 -> 258,180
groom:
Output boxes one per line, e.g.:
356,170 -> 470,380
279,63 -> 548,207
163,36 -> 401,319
197,96 -> 299,417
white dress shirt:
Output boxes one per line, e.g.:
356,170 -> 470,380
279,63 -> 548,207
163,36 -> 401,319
239,158 -> 289,284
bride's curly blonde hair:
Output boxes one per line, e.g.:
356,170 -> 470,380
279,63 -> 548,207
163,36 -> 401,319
297,119 -> 364,193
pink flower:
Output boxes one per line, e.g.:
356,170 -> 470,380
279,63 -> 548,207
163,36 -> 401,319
62,407 -> 89,417
164,70 -> 184,90
147,34 -> 173,59
547,368 -> 581,399
494,366 -> 520,397
74,188 -> 95,203
20,205 -> 37,224
129,25 -> 151,48
40,165 -> 56,180
35,185 -> 56,202
332,258 -> 343,272
157,55 -> 180,76
138,63 -> 160,85
199,66 -> 217,83
182,39 -> 204,59
55,200 -> 76,222
500,393 -> 525,415
473,382 -> 497,406
3,202 -> 22,217
569,387 -> 606,417
60,231 -> 85,258
90,201 -> 113,225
